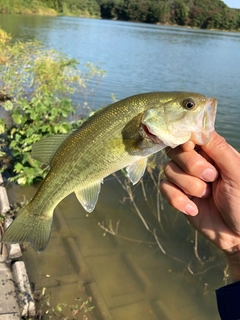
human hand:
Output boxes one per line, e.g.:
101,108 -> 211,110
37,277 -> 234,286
160,131 -> 240,255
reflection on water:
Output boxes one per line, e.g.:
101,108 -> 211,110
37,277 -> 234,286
7,169 -> 226,319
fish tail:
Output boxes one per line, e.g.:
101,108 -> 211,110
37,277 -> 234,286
2,204 -> 53,253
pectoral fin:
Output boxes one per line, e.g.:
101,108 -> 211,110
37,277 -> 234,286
126,158 -> 148,185
31,133 -> 71,164
75,180 -> 103,213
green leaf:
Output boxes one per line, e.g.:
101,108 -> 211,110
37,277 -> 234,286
16,177 -> 27,185
12,111 -> 23,125
4,100 -> 13,111
0,119 -> 6,134
15,162 -> 23,171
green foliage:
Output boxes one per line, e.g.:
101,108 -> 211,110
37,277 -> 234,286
0,29 -> 11,44
2,95 -> 76,185
41,0 -> 101,17
0,0 -> 57,15
96,0 -> 240,30
0,29 -> 105,185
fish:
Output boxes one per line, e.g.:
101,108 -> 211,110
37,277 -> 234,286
2,92 -> 217,252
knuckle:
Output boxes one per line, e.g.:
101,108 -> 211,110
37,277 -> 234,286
160,181 -> 184,208
186,180 -> 204,197
182,153 -> 205,175
169,194 -> 185,208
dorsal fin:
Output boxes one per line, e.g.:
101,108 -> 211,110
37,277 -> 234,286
31,133 -> 71,165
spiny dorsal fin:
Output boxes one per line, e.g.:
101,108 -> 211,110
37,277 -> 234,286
31,133 -> 71,165
75,180 -> 103,213
126,158 -> 148,185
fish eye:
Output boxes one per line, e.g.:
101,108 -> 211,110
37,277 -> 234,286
182,98 -> 196,110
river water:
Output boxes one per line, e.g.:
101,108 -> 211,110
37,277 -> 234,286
1,14 -> 240,319
1,14 -> 240,147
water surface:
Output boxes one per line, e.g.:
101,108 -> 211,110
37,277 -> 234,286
1,15 -> 240,149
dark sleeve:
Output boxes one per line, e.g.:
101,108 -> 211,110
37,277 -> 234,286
216,281 -> 240,320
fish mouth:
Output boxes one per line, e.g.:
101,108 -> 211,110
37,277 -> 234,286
141,124 -> 163,144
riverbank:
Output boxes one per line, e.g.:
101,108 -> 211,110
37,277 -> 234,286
0,174 -> 35,318
0,4 -> 56,16
0,1 -> 99,18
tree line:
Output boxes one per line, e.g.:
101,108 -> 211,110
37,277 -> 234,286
1,0 -> 240,30
97,0 -> 240,29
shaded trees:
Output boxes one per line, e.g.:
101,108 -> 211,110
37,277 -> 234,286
96,0 -> 240,30
39,0 -> 101,16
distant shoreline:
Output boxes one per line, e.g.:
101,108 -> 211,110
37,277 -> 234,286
0,11 -> 239,33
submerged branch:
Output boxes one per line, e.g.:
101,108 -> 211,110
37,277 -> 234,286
110,163 -> 224,284
98,221 -> 156,245
126,182 -> 150,231
194,230 -> 204,265
153,229 -> 166,255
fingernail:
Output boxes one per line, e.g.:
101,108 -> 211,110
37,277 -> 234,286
202,168 -> 218,182
184,204 -> 198,216
201,184 -> 211,197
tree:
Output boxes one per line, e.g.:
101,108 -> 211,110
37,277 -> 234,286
173,0 -> 189,25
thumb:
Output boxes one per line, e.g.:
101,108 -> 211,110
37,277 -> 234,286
202,131 -> 240,180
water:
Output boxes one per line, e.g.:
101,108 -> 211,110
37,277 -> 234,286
1,14 -> 240,319
1,14 -> 240,148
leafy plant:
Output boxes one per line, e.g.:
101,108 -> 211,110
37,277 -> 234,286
0,28 -> 105,185
0,28 -> 11,44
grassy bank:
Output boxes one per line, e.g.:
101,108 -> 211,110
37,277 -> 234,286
0,0 -> 57,15
0,0 -> 100,17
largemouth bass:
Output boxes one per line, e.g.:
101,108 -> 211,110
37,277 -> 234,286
2,92 -> 217,252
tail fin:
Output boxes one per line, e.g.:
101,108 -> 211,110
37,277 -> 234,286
2,204 -> 53,253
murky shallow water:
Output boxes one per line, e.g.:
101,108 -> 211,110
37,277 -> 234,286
7,170 -> 226,319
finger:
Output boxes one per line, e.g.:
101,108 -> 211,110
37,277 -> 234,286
160,180 -> 198,216
180,140 -> 196,152
197,148 -> 215,166
202,131 -> 240,183
164,161 -> 211,197
165,147 -> 218,182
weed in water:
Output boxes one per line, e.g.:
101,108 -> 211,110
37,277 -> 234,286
32,287 -> 95,320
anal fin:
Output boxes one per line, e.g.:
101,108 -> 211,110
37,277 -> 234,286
75,180 -> 103,213
126,158 -> 147,185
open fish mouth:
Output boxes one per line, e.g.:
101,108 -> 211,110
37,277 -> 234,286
141,124 -> 163,144
191,97 -> 217,145
140,96 -> 218,148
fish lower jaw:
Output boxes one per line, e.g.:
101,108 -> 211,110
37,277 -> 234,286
191,130 -> 213,145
